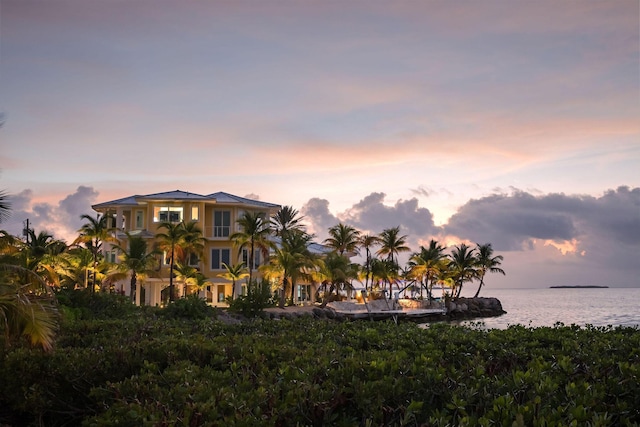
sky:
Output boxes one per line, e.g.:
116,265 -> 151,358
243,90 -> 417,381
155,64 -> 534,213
1,1 -> 639,291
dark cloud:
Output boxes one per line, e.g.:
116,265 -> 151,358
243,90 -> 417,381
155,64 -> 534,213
300,197 -> 338,240
2,189 -> 38,237
59,186 -> 99,230
342,193 -> 437,238
444,191 -> 580,250
585,186 -> 640,246
1,186 -> 99,243
300,192 -> 438,252
444,186 -> 640,271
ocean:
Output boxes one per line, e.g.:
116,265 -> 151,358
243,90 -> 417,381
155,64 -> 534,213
444,287 -> 640,329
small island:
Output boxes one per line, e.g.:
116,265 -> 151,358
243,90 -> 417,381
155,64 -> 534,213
549,285 -> 609,289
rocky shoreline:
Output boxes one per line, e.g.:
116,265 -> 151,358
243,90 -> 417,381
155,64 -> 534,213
242,297 -> 507,323
444,297 -> 507,320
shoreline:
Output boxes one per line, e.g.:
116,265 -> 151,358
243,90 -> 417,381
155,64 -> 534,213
256,297 -> 507,322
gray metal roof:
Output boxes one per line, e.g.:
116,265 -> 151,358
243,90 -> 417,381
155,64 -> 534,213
92,195 -> 142,209
92,190 -> 280,210
138,190 -> 209,201
207,191 -> 281,209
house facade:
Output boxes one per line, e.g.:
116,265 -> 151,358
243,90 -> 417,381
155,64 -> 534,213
91,190 -> 281,306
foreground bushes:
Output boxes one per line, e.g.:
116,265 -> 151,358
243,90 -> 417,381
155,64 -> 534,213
1,310 -> 638,426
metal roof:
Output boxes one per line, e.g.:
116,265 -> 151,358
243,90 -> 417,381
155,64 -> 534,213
92,190 -> 280,210
206,191 -> 281,209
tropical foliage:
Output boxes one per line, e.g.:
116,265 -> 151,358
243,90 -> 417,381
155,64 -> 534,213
0,307 -> 638,426
0,192 -> 512,352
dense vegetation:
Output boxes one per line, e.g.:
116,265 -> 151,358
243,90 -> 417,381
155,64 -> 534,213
1,293 -> 638,426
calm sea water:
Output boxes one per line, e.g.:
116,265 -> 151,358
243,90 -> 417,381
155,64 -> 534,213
446,287 -> 640,329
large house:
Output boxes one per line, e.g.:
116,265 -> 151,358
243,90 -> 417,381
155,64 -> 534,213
92,190 -> 285,306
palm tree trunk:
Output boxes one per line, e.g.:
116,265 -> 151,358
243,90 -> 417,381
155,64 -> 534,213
473,276 -> 485,298
169,245 -> 175,302
248,239 -> 255,285
279,277 -> 288,308
455,281 -> 463,299
130,271 -> 137,303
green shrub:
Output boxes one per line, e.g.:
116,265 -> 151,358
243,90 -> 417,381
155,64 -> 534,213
227,279 -> 273,318
1,312 -> 638,426
56,288 -> 138,320
159,294 -> 216,320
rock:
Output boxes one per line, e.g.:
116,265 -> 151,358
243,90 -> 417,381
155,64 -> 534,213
312,307 -> 327,318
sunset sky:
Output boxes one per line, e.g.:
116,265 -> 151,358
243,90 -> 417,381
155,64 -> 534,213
1,1 -> 639,291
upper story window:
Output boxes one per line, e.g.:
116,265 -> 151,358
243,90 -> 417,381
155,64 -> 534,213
135,210 -> 144,229
153,206 -> 183,223
191,206 -> 199,221
213,210 -> 231,237
211,248 -> 231,270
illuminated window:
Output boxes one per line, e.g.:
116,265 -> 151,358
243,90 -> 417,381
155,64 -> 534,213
191,206 -> 199,221
153,206 -> 183,223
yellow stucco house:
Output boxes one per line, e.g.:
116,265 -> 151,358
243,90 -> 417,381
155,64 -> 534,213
91,190 -> 281,306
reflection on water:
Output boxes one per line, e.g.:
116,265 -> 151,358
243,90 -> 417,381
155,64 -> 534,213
434,287 -> 640,330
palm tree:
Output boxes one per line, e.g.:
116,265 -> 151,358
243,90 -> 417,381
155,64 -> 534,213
263,229 -> 316,307
174,262 -> 212,297
376,226 -> 410,264
324,223 -> 361,256
219,262 -> 249,300
19,229 -> 68,288
0,197 -> 58,351
231,211 -> 273,285
408,239 -> 447,299
0,189 -> 10,224
449,243 -> 478,299
110,234 -> 160,303
0,265 -> 58,351
370,257 -> 400,298
272,205 -> 305,239
74,213 -> 114,292
317,251 -> 359,302
156,222 -> 186,302
177,221 -> 207,266
358,234 -> 380,292
473,243 -> 505,297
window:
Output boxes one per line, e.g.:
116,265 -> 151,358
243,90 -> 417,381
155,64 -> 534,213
211,248 -> 231,270
191,206 -> 199,221
106,250 -> 117,264
188,253 -> 199,266
153,206 -> 183,223
213,210 -> 231,237
242,248 -> 261,269
135,210 -> 144,229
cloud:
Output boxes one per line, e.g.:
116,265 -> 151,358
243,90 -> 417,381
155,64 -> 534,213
1,186 -> 99,243
443,186 -> 640,269
300,192 -> 439,253
341,193 -> 437,238
300,198 -> 338,239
